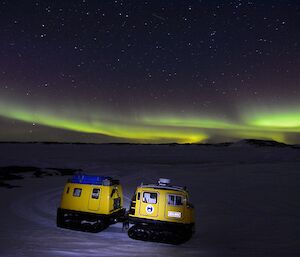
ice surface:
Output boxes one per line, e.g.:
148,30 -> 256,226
0,143 -> 300,257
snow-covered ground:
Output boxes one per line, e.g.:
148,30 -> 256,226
0,143 -> 300,257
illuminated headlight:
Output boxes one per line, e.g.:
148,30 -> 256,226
168,211 -> 181,218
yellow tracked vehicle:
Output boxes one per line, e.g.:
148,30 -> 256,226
57,174 -> 125,232
128,178 -> 195,244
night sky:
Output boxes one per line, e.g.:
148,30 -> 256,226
0,1 -> 300,144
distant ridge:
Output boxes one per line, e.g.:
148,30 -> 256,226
0,139 -> 299,149
229,139 -> 289,148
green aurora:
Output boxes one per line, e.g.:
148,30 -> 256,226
0,100 -> 299,144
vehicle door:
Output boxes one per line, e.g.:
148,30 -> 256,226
88,187 -> 101,211
139,191 -> 159,217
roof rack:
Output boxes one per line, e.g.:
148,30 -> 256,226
70,174 -> 119,186
140,183 -> 187,192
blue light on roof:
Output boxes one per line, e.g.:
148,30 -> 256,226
71,174 -> 112,185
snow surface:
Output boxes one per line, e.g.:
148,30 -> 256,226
0,143 -> 300,257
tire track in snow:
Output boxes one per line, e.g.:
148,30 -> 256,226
10,186 -> 63,228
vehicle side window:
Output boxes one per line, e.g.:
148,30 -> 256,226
73,188 -> 82,197
91,188 -> 100,199
168,194 -> 183,206
143,192 -> 157,204
114,197 -> 121,209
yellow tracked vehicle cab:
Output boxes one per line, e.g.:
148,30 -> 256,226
57,174 -> 125,232
128,178 -> 195,244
